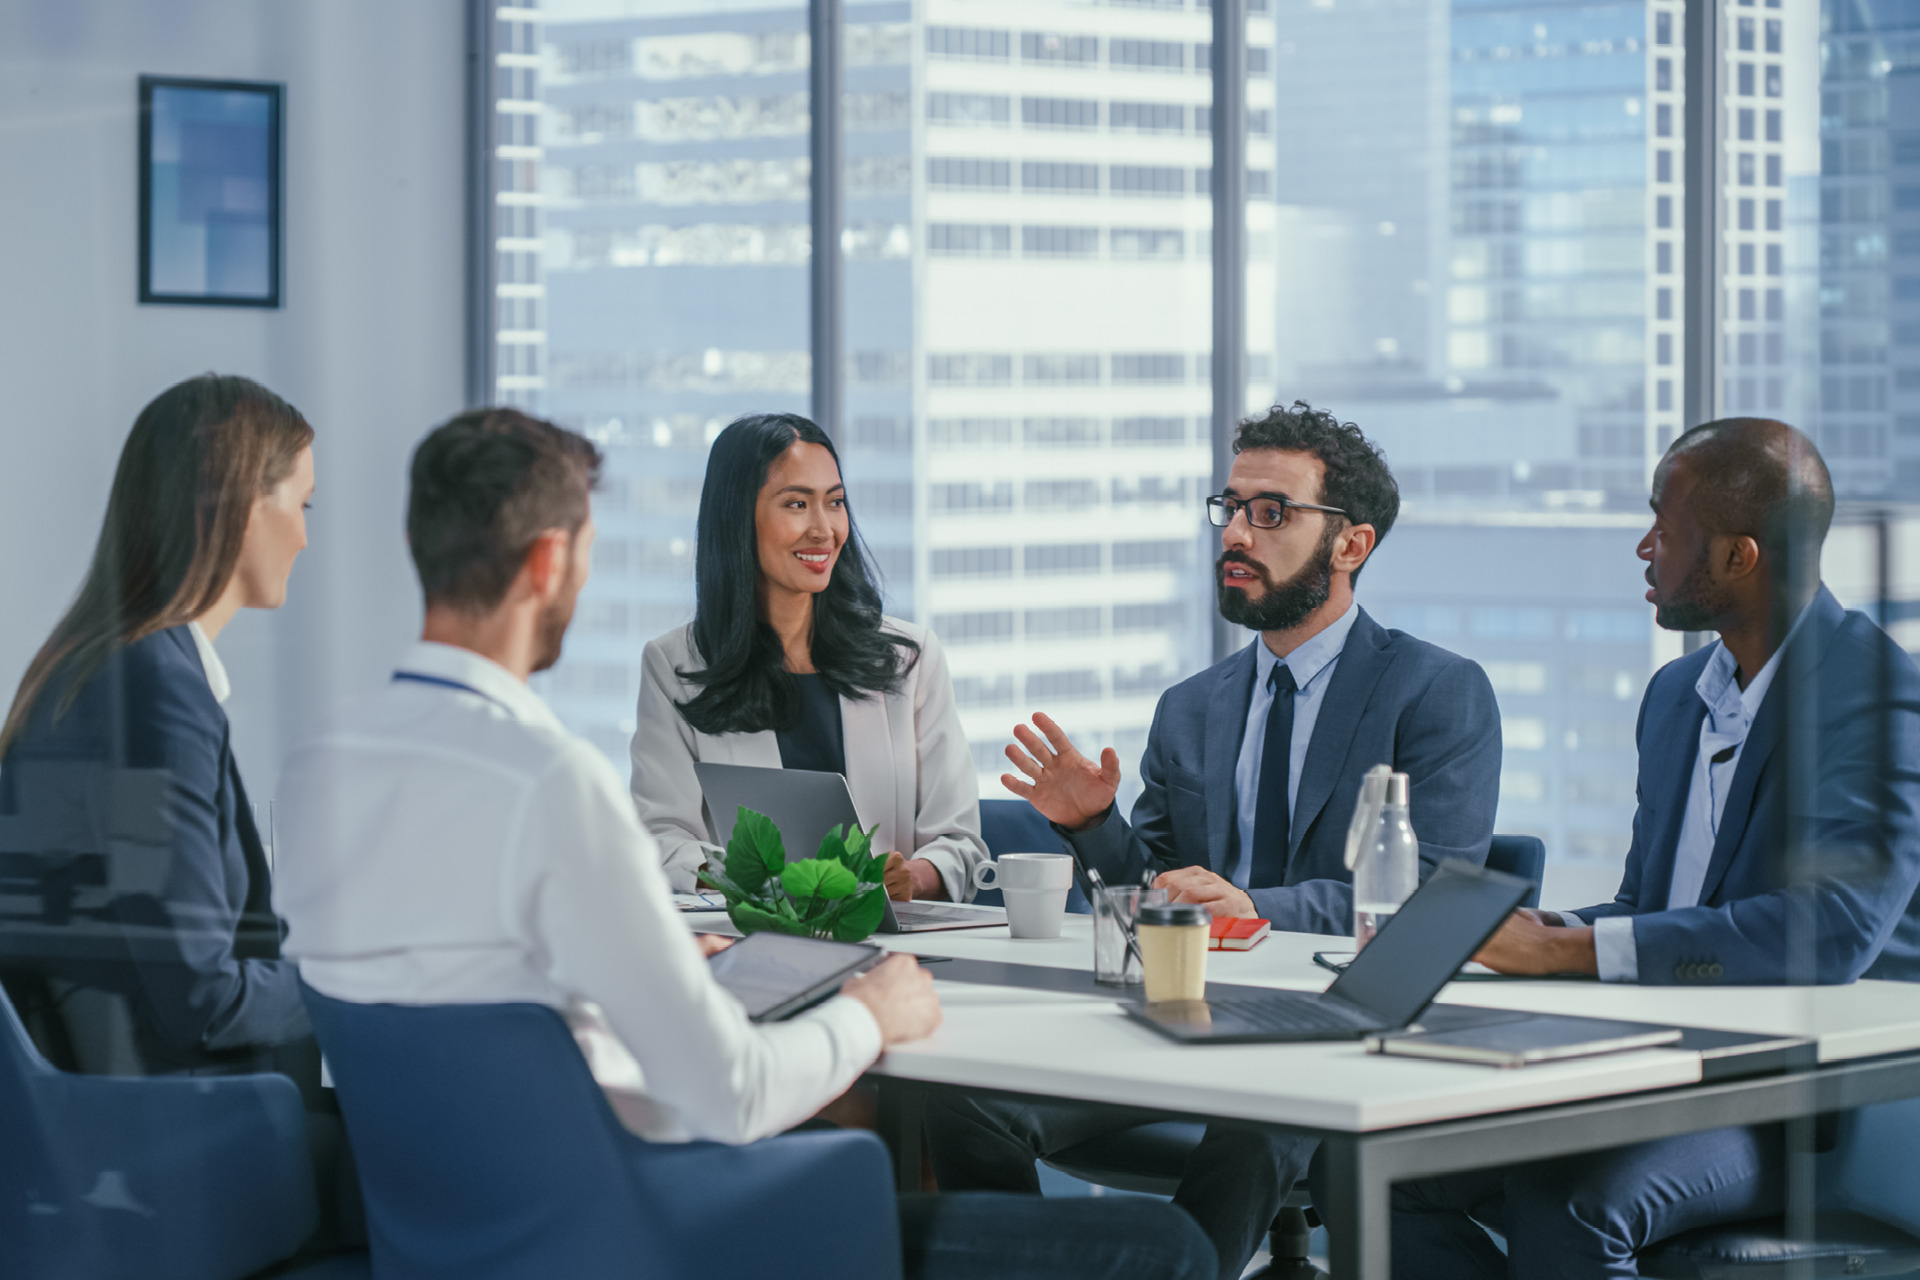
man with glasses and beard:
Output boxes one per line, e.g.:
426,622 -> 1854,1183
922,403 -> 1502,1280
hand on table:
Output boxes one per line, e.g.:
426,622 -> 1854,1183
1000,712 -> 1122,832
692,933 -> 734,958
1153,866 -> 1256,919
1472,909 -> 1599,976
883,851 -> 948,901
842,953 -> 943,1047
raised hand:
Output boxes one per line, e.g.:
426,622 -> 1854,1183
1001,712 -> 1123,832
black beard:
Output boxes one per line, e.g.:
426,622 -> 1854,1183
1653,551 -> 1729,633
1216,529 -> 1337,633
532,596 -> 574,673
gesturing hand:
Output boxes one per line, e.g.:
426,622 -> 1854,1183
1000,712 -> 1122,832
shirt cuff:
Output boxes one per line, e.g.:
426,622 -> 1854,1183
662,840 -> 720,894
1592,915 -> 1640,983
808,994 -> 885,1071
911,846 -> 970,905
1552,911 -> 1582,928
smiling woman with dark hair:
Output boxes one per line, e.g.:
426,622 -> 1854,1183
630,413 -> 987,901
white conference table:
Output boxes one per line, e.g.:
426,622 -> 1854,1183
844,909 -> 1920,1280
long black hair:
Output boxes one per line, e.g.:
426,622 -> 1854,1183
675,413 -> 918,735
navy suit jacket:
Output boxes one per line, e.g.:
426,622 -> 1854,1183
0,626 -> 308,1071
1064,607 -> 1503,935
1570,587 -> 1920,985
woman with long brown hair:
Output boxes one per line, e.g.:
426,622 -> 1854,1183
0,373 -> 316,1076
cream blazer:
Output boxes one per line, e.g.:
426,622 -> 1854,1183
630,618 -> 988,902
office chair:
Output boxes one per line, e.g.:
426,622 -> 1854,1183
301,983 -> 902,1280
1637,1102 -> 1920,1279
1043,834 -> 1549,1275
0,979 -> 318,1280
1485,834 -> 1544,910
977,796 -> 1090,912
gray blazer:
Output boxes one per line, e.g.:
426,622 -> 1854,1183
1064,607 -> 1503,935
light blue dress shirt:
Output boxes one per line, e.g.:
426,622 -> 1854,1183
1228,603 -> 1360,889
1585,625 -> 1793,982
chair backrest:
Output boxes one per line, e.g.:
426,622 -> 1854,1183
301,985 -> 669,1280
977,798 -> 1088,911
1486,834 -> 1545,910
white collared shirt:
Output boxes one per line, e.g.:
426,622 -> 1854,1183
273,641 -> 882,1144
187,621 -> 231,705
1229,603 -> 1359,888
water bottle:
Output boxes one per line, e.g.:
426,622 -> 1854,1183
1353,771 -> 1419,948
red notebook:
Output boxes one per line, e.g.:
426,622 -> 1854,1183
1208,917 -> 1271,951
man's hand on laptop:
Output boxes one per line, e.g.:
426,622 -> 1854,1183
1001,712 -> 1123,832
1155,866 -> 1257,919
1473,909 -> 1599,976
842,954 -> 943,1047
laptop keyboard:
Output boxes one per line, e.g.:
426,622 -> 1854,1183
1203,995 -> 1380,1035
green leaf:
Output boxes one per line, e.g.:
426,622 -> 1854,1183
723,808 -> 786,897
782,858 -> 859,903
828,887 -> 888,942
729,899 -> 809,937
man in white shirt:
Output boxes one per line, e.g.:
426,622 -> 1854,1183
274,407 -> 1215,1279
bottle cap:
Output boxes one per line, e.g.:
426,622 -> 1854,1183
1139,903 -> 1210,928
1386,772 -> 1410,806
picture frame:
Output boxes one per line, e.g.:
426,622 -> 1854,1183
138,75 -> 283,307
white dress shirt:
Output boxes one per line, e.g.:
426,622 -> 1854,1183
187,621 -> 231,705
274,641 -> 882,1144
1228,603 -> 1359,889
1586,626 -> 1792,982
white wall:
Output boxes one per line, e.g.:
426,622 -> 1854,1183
0,0 -> 468,802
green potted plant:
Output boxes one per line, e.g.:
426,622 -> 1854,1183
705,808 -> 890,942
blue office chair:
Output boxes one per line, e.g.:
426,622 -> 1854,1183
300,984 -> 902,1280
977,797 -> 1090,912
0,979 -> 317,1280
1637,1102 -> 1920,1278
1043,834 -> 1550,1273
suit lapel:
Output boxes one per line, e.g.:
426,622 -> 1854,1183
1639,692 -> 1708,911
1696,587 -> 1844,905
1204,644 -> 1257,875
1289,610 -> 1392,859
840,690 -> 899,852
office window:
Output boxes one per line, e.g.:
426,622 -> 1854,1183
929,223 -> 1012,257
1025,417 -> 1101,446
1110,165 -> 1186,198
1110,39 -> 1184,72
928,92 -> 1010,126
1025,543 -> 1103,574
1111,228 -> 1185,259
1111,352 -> 1186,383
1113,415 -> 1187,444
927,27 -> 1010,62
1023,353 -> 1102,384
933,610 -> 1017,644
1110,101 -> 1185,133
1021,32 -> 1099,65
1022,226 -> 1099,258
929,157 -> 1011,190
1022,161 -> 1100,194
931,546 -> 1014,579
1021,97 -> 1099,130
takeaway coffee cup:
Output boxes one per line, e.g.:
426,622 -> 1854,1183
973,853 -> 1076,940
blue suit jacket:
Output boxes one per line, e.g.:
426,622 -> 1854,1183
0,626 -> 309,1071
1063,607 -> 1503,935
1570,587 -> 1920,985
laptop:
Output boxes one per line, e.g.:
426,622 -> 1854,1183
1123,859 -> 1532,1044
693,762 -> 1006,933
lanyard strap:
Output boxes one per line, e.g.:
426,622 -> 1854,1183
392,670 -> 509,712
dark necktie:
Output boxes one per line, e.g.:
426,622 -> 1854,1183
1250,663 -> 1297,889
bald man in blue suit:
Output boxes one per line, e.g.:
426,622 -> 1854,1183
1355,418 -> 1920,1279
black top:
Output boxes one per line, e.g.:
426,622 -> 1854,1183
775,673 -> 847,778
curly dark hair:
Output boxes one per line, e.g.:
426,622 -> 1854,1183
1232,400 -> 1399,583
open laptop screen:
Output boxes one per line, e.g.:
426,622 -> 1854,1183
1325,860 -> 1530,1028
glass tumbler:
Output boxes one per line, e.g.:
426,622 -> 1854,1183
1093,885 -> 1167,986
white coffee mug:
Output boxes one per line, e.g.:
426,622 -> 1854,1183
974,853 -> 1075,939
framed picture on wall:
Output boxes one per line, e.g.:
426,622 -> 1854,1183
138,76 -> 282,307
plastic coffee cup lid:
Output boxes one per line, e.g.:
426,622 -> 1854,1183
1138,903 -> 1209,928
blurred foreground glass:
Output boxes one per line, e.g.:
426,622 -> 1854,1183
1093,884 -> 1168,986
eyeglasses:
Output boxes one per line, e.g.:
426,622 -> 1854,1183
1206,493 -> 1348,530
